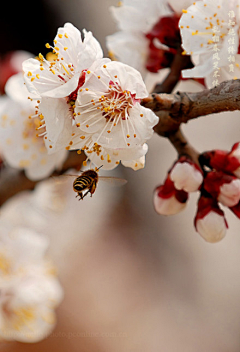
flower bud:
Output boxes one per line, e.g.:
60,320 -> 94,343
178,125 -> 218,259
153,176 -> 188,215
169,156 -> 203,192
204,171 -> 240,207
202,142 -> 240,177
194,196 -> 228,243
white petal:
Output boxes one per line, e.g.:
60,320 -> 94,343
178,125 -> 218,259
170,162 -> 203,192
196,211 -> 227,243
153,190 -> 187,215
39,97 -> 73,153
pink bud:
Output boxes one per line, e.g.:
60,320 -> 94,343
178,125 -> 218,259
153,176 -> 188,215
169,156 -> 203,192
194,196 -> 228,243
204,171 -> 240,207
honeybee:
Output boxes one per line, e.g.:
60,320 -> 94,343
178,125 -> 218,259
71,166 -> 127,200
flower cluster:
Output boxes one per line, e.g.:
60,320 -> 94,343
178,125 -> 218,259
0,225 -> 63,342
153,146 -> 240,243
106,0 -> 199,77
179,0 -> 240,87
22,23 -> 158,171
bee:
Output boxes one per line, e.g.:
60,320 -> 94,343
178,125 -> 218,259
72,166 -> 127,200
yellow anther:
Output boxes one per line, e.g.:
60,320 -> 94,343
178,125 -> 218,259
77,150 -> 82,154
36,74 -> 40,79
83,160 -> 87,166
182,9 -> 188,13
80,136 -> 85,139
31,77 -> 35,81
76,123 -> 81,127
27,72 -> 32,77
58,34 -> 63,38
127,134 -> 130,138
182,51 -> 187,55
65,146 -> 70,150
87,70 -> 91,74
64,47 -> 68,50
64,33 -> 68,38
103,65 -> 107,68
101,155 -> 104,160
45,43 -> 50,48
54,47 -> 60,51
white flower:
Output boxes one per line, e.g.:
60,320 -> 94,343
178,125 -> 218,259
73,61 -> 158,169
22,23 -> 107,154
0,227 -> 63,343
179,0 -> 240,87
107,0 -> 200,76
23,23 -> 103,98
0,74 -> 67,181
169,158 -> 203,192
195,211 -> 227,243
106,0 -> 173,76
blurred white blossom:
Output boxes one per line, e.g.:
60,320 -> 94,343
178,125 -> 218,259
0,73 -> 67,180
0,226 -> 63,342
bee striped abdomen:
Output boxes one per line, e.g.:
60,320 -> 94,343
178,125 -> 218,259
73,176 -> 93,191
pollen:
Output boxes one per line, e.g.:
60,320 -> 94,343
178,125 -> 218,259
64,33 -> 68,38
27,72 -> 32,77
98,76 -> 101,79
140,114 -> 143,117
85,88 -> 89,91
64,47 -> 68,50
36,74 -> 40,79
101,155 -> 104,160
49,145 -> 53,149
87,70 -> 91,74
31,77 -> 35,81
182,9 -> 188,13
103,65 -> 107,68
77,150 -> 82,154
76,123 -> 80,127
127,134 -> 130,138
58,34 -> 63,38
182,51 -> 187,55
45,43 -> 51,48
86,124 -> 89,128
134,134 -> 136,138
65,146 -> 70,150
83,160 -> 87,166
107,130 -> 111,133
80,136 -> 85,139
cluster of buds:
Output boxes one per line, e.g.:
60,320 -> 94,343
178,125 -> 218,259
154,143 -> 240,243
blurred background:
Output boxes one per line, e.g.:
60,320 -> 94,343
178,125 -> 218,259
1,1 -> 240,351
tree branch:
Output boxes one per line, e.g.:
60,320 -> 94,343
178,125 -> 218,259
143,79 -> 240,128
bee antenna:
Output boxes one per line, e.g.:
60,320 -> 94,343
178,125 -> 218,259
97,165 -> 103,171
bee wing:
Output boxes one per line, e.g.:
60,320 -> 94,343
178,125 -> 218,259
98,176 -> 127,187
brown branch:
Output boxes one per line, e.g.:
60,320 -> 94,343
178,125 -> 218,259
143,79 -> 240,129
0,151 -> 86,207
152,50 -> 193,94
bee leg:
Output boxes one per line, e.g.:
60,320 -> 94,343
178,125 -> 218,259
76,192 -> 83,200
